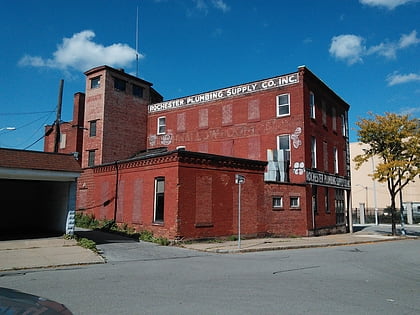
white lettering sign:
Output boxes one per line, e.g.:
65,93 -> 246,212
149,72 -> 299,113
306,170 -> 350,189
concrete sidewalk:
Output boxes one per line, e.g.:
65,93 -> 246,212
180,233 -> 403,253
180,224 -> 419,253
0,237 -> 104,272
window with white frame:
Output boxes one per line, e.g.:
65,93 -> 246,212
157,116 -> 166,135
311,136 -> 317,169
309,92 -> 315,119
332,107 -> 337,131
277,134 -> 291,162
290,196 -> 300,208
341,114 -> 347,137
333,147 -> 339,174
272,196 -> 283,209
276,94 -> 290,117
154,177 -> 165,222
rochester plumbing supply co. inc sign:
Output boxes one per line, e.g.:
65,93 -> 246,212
148,72 -> 299,113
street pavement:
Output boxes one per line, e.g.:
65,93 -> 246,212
0,224 -> 418,271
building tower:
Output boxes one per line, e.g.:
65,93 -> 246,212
82,66 -> 162,168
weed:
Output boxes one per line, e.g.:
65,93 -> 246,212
139,230 -> 155,242
77,237 -> 97,252
75,213 -> 99,229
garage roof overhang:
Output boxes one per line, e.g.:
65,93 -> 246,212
0,167 -> 80,182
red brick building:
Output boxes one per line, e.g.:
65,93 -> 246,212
45,65 -> 351,239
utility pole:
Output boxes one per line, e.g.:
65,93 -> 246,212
54,79 -> 64,153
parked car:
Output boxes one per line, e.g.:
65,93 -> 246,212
0,287 -> 72,314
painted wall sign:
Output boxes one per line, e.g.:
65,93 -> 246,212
149,72 -> 299,113
306,169 -> 350,189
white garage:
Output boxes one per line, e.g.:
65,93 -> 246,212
0,148 -> 81,240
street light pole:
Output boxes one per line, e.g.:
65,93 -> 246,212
235,174 -> 245,250
371,157 -> 379,225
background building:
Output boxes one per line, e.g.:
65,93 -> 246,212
350,142 -> 420,224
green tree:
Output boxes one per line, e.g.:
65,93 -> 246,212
353,113 -> 420,235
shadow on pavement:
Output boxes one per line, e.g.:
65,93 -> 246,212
75,229 -> 139,245
0,231 -> 62,241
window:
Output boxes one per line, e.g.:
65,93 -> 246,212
114,77 -> 126,92
323,141 -> 328,172
88,150 -> 95,167
154,177 -> 165,222
325,187 -> 330,213
335,189 -> 345,224
322,101 -> 327,126
312,185 -> 318,214
90,76 -> 100,89
277,134 -> 290,158
272,196 -> 283,209
333,147 -> 338,174
309,92 -> 315,119
133,84 -> 144,98
59,134 -> 66,149
89,120 -> 97,137
276,94 -> 290,117
311,136 -> 317,169
157,116 -> 166,135
290,196 -> 300,208
341,114 -> 347,137
332,107 -> 337,131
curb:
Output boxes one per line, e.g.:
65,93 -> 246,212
186,236 -> 414,254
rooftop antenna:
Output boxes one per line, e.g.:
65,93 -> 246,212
135,5 -> 139,77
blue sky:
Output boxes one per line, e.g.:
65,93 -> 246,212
0,0 -> 419,151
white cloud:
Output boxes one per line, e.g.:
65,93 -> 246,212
386,72 -> 420,86
359,0 -> 418,10
398,106 -> 420,116
329,35 -> 365,65
330,30 -> 419,64
191,0 -> 230,14
19,30 -> 139,72
212,0 -> 230,12
399,30 -> 420,48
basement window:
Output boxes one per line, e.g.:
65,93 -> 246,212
272,196 -> 283,210
290,196 -> 300,209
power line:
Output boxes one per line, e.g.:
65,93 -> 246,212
0,110 -> 55,116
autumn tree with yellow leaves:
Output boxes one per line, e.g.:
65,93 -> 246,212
353,113 -> 420,235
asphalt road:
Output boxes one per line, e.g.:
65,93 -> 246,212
1,236 -> 419,315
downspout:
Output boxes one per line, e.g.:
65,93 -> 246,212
113,160 -> 119,222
